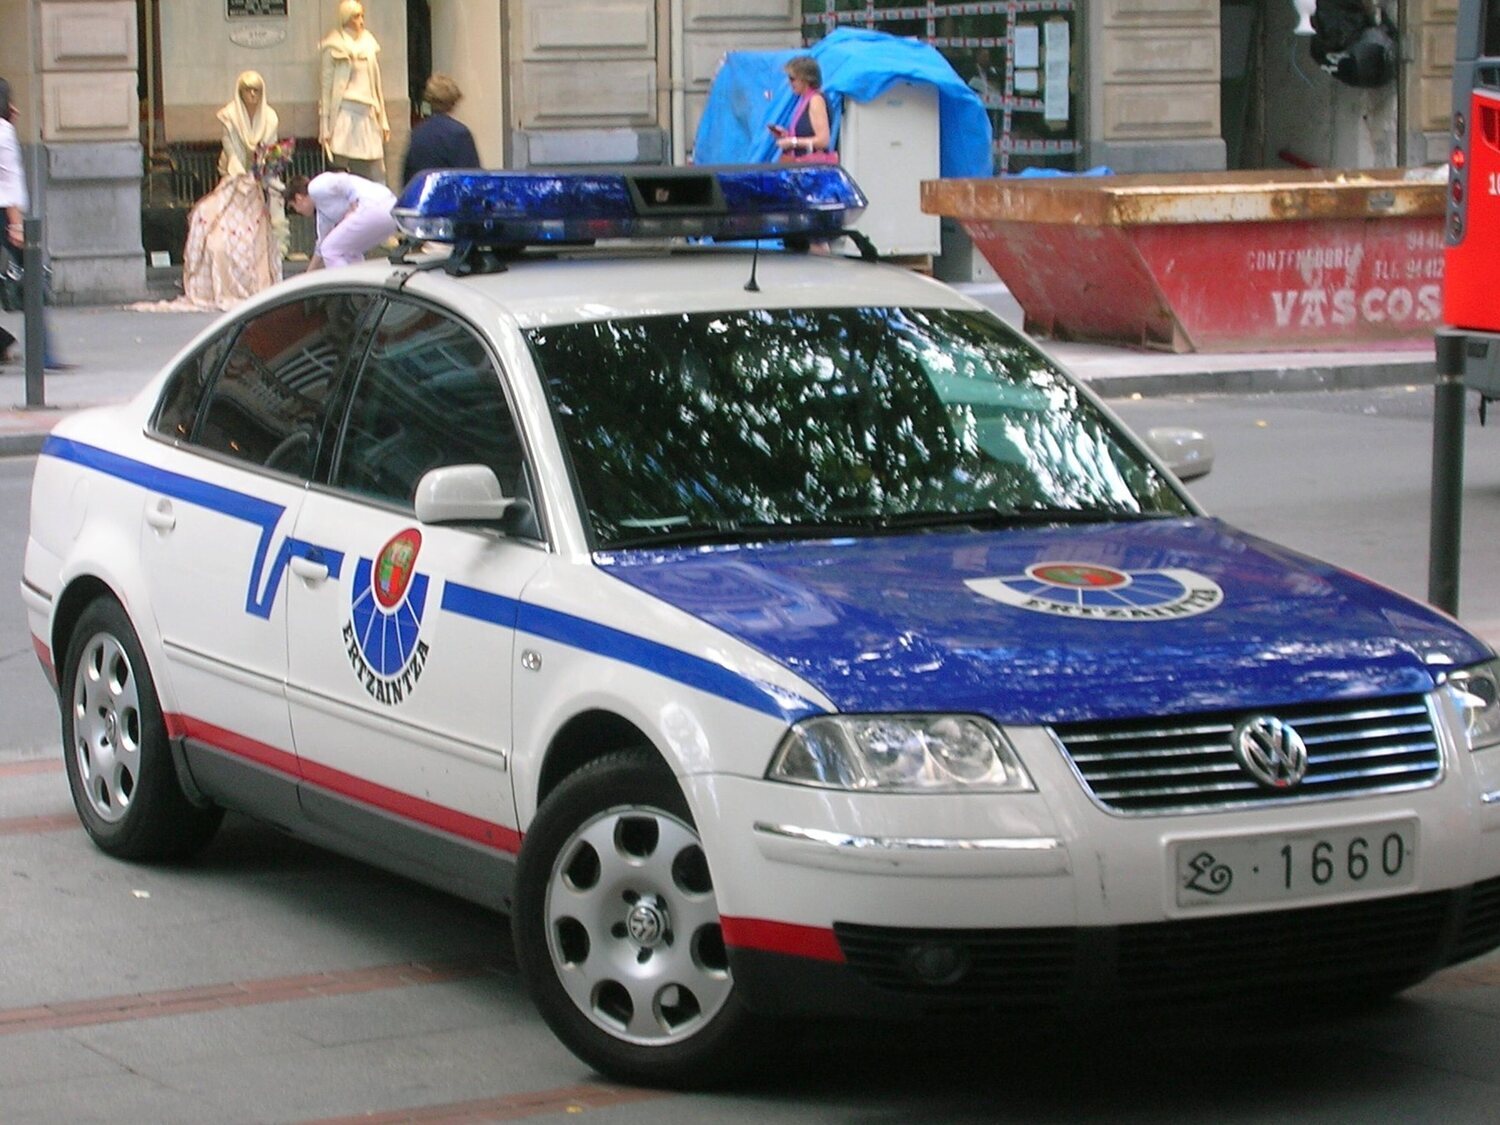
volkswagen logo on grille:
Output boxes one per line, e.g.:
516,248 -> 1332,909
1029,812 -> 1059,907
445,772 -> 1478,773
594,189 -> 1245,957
1232,716 -> 1309,790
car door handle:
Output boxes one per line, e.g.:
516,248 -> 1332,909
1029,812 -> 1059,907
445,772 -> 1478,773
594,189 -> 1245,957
145,499 -> 176,532
290,555 -> 330,585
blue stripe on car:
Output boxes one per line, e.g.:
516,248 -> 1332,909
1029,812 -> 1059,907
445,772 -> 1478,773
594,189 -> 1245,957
46,437 -> 817,724
45,436 -> 345,618
440,582 -> 822,723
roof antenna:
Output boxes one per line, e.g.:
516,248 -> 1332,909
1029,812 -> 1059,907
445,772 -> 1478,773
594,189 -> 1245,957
744,239 -> 761,292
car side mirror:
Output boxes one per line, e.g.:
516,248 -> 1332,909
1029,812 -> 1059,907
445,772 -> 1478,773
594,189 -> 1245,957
414,464 -> 530,527
1144,426 -> 1214,482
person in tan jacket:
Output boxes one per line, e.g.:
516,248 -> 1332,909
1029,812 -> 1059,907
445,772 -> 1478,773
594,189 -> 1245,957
319,0 -> 390,183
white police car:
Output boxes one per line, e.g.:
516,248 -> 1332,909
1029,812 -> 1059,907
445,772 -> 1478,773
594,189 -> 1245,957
21,166 -> 1500,1086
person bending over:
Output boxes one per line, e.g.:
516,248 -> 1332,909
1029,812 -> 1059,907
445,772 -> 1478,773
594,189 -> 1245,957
285,170 -> 398,270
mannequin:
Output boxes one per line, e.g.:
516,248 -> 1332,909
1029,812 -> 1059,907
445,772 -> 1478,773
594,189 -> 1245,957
319,0 -> 390,182
179,71 -> 284,310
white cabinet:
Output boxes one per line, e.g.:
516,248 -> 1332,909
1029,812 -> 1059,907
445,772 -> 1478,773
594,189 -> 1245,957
838,81 -> 942,257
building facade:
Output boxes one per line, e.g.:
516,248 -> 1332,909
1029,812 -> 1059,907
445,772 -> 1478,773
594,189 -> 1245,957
0,0 -> 1466,302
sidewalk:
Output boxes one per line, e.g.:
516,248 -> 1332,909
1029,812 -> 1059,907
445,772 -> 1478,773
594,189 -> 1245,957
1,304 -> 218,456
0,283 -> 1438,459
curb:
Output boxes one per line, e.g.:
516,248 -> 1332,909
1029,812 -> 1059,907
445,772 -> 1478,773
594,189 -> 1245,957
1085,357 -> 1435,400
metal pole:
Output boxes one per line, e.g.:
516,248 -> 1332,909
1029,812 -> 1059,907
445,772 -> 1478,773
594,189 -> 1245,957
21,215 -> 44,408
1428,330 -> 1467,615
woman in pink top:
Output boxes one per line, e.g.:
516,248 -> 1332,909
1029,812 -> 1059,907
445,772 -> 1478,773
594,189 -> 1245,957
769,56 -> 832,162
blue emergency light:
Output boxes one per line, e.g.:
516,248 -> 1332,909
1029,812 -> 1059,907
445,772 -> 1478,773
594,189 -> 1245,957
392,165 -> 867,247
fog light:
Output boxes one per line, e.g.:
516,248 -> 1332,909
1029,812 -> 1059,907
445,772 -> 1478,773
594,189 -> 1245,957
903,941 -> 970,986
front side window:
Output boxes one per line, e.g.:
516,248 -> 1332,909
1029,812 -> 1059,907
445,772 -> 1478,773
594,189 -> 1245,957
332,300 -> 531,525
194,293 -> 375,475
528,307 -> 1190,550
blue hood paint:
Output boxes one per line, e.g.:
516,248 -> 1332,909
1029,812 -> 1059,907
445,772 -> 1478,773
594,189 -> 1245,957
597,519 -> 1490,726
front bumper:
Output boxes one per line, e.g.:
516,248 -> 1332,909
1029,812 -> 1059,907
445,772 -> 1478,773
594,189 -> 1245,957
726,873 -> 1500,1018
688,724 -> 1500,1017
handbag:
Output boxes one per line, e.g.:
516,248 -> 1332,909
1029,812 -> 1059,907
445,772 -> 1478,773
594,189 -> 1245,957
792,149 -> 840,165
0,245 -> 22,313
0,244 -> 52,311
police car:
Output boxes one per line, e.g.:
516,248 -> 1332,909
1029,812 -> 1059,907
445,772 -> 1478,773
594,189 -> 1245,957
21,165 -> 1500,1087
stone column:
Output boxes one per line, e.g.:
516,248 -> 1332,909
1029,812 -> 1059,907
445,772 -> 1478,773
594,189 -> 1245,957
38,0 -> 145,303
1087,0 -> 1225,172
1409,0 -> 1462,166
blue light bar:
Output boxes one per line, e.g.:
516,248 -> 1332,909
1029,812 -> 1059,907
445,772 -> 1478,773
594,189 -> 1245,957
392,165 -> 867,247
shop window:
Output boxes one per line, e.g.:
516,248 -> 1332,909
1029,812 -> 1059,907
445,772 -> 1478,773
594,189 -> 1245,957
800,1 -> 1080,173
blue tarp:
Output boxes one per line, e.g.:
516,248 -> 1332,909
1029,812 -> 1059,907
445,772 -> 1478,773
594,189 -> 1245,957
692,27 -> 993,180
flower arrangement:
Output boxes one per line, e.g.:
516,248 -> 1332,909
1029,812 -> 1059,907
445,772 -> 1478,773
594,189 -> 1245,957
252,138 -> 296,187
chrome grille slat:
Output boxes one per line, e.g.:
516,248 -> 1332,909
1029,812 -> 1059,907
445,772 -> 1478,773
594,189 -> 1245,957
1091,762 -> 1247,782
1069,740 -> 1234,763
1093,778 -> 1263,801
1310,741 -> 1439,765
1298,762 -> 1441,786
1054,695 -> 1441,814
1061,722 -> 1233,745
1301,721 -> 1432,745
1290,704 -> 1429,727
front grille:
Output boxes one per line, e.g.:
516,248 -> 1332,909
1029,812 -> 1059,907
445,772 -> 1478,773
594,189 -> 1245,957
1053,694 -> 1441,814
1114,890 -> 1449,1003
835,877 -> 1500,1009
836,924 -> 1074,1004
1452,875 -> 1500,963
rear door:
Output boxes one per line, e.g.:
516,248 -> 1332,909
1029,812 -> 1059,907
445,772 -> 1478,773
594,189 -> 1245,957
140,291 -> 377,787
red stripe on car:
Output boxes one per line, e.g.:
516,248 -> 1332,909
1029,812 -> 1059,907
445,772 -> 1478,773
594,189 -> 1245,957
720,916 -> 845,962
163,713 -> 521,854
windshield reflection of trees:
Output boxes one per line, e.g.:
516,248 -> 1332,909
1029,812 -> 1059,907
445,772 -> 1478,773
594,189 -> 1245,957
530,307 -> 1186,547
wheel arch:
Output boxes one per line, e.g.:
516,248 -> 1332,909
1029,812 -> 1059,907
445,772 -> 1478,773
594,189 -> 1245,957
51,574 -> 126,678
535,708 -> 674,811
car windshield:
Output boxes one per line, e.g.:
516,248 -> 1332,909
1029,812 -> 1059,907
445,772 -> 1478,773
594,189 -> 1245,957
526,306 -> 1191,550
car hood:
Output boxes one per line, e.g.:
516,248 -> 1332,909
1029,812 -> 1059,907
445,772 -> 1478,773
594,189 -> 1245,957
596,518 -> 1490,725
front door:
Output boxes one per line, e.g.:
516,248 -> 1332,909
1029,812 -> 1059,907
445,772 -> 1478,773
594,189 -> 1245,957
285,297 -> 545,902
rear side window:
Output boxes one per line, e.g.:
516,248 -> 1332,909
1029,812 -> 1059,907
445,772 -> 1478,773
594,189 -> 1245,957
192,293 -> 375,476
151,329 -> 236,443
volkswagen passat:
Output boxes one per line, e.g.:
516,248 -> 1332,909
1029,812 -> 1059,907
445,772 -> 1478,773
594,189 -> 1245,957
21,167 -> 1500,1087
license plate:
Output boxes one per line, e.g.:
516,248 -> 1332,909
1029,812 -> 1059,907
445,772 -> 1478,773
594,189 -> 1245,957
1173,819 -> 1418,908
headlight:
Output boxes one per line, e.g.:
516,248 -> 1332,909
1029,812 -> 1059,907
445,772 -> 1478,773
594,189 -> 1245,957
767,714 -> 1034,792
1444,659 -> 1500,752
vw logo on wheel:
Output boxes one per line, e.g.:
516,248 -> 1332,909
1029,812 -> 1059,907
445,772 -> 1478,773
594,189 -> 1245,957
1232,715 -> 1309,790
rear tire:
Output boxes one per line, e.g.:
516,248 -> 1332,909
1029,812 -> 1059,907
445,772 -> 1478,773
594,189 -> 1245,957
60,598 -> 222,860
514,749 -> 763,1087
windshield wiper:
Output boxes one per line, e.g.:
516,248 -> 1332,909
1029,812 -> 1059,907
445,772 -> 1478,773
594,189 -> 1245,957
606,519 -> 877,551
876,507 -> 1172,532
605,507 -> 1176,549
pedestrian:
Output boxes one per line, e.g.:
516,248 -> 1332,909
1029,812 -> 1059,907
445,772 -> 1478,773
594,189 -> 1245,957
401,73 -> 480,187
768,56 -> 834,163
285,170 -> 398,270
318,0 -> 391,183
0,76 -> 69,370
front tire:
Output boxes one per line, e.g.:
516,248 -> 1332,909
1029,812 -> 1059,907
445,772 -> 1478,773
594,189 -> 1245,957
60,598 -> 222,860
513,749 -> 762,1087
